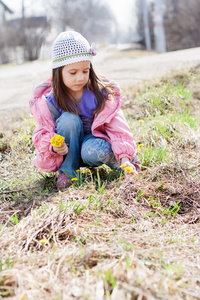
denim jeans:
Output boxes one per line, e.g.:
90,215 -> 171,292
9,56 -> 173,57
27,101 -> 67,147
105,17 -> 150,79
55,112 -> 136,176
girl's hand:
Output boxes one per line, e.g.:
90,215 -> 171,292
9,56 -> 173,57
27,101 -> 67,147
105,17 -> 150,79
53,142 -> 69,155
120,158 -> 138,175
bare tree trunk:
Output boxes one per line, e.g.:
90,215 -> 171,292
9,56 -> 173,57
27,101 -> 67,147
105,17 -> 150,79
164,0 -> 200,51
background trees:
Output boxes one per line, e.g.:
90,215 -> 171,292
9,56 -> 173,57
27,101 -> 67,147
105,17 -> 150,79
0,0 -> 115,64
1,0 -> 200,64
135,0 -> 200,52
164,0 -> 200,51
53,0 -> 115,42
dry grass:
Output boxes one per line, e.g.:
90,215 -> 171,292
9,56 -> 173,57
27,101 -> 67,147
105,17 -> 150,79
1,66 -> 200,299
1,179 -> 200,299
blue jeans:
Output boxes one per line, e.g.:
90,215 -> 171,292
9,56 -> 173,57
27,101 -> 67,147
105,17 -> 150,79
56,112 -> 135,176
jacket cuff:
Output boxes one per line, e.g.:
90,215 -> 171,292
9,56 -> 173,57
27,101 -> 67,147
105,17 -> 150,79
49,144 -> 61,157
117,154 -> 134,163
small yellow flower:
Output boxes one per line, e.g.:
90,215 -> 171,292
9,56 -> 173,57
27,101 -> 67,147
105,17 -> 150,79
71,178 -> 78,181
76,169 -> 81,172
125,166 -> 133,173
50,134 -> 65,147
137,143 -> 144,152
39,239 -> 47,244
139,119 -> 144,123
84,169 -> 90,173
120,164 -> 127,168
168,153 -> 175,157
145,148 -> 148,151
21,295 -> 27,299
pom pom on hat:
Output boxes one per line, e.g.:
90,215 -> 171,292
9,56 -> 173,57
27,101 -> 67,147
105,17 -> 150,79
52,31 -> 97,69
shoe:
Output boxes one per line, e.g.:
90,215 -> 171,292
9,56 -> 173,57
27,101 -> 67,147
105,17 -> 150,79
56,173 -> 72,189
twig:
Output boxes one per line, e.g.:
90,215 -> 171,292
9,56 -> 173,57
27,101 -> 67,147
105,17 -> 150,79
181,163 -> 200,170
0,185 -> 42,195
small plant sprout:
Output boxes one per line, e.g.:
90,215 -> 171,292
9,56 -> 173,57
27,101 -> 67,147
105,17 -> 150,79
89,194 -> 94,204
10,213 -> 18,225
136,189 -> 145,202
68,257 -> 76,274
105,269 -> 116,294
6,255 -> 11,269
132,216 -> 135,224
96,169 -> 102,190
0,260 -> 3,271
42,202 -> 47,211
59,199 -> 64,211
74,203 -> 87,214
104,197 -> 111,209
118,170 -> 123,187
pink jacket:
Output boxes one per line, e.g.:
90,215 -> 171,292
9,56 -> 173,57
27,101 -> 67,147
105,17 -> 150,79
29,78 -> 137,172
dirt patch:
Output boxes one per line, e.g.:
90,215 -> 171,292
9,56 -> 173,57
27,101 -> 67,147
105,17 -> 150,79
0,107 -> 31,133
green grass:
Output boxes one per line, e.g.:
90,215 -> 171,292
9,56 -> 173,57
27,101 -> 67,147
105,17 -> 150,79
125,75 -> 199,168
134,82 -> 191,117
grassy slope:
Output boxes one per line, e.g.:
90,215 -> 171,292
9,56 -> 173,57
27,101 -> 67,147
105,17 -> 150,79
0,65 -> 200,299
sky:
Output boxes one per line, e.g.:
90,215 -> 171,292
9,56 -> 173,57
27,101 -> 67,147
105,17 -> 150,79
107,0 -> 135,29
4,0 -> 135,29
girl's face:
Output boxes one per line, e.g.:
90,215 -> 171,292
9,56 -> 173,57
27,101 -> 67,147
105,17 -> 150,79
62,61 -> 90,96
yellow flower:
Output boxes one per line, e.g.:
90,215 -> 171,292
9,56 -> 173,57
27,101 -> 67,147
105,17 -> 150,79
50,134 -> 65,147
71,178 -> 78,181
168,153 -> 175,157
137,143 -> 144,152
21,295 -> 27,299
120,164 -> 127,168
125,166 -> 133,173
39,239 -> 47,244
84,169 -> 90,173
139,119 -> 144,123
76,169 -> 81,172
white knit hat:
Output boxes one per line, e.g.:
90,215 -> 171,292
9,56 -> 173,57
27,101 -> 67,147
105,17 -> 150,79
52,31 -> 97,69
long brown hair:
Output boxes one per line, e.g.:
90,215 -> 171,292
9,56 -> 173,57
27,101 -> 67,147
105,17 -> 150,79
52,63 -> 114,115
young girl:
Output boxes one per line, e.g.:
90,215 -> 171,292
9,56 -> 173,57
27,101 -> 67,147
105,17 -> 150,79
30,31 -> 140,189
